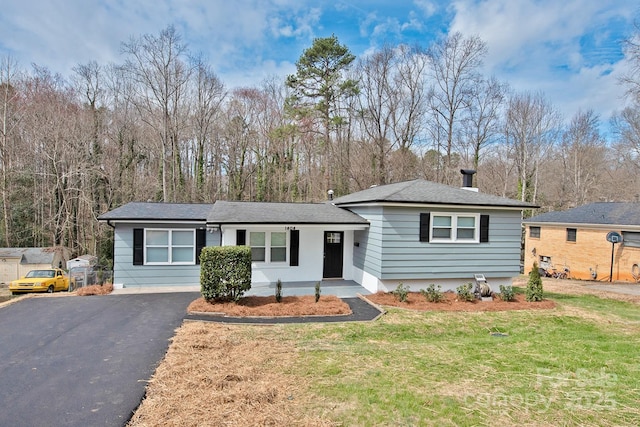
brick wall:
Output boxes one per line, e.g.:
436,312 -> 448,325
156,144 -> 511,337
524,225 -> 640,282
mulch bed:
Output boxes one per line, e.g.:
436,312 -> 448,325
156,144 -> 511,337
365,291 -> 556,311
188,295 -> 352,317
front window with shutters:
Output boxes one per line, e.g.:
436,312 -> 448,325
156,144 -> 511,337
431,214 -> 479,243
144,229 -> 195,265
249,231 -> 287,263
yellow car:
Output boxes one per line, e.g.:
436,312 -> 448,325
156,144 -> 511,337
9,268 -> 75,295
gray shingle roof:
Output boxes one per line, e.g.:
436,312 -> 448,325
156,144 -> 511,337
208,201 -> 368,224
331,179 -> 535,208
98,202 -> 215,221
525,202 -> 640,226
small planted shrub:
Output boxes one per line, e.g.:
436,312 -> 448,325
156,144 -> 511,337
420,284 -> 444,303
456,282 -> 475,302
200,246 -> 252,302
526,261 -> 544,302
275,279 -> 283,303
315,281 -> 321,303
392,283 -> 409,302
498,284 -> 515,301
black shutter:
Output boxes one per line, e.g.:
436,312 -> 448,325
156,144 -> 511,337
480,215 -> 490,243
419,213 -> 430,242
133,228 -> 144,265
195,229 -> 206,264
290,229 -> 299,266
236,229 -> 246,245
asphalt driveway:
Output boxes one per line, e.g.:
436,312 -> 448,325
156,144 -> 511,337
0,292 -> 198,427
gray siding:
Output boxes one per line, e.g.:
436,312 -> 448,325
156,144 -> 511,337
351,205 -> 522,280
113,223 -> 215,287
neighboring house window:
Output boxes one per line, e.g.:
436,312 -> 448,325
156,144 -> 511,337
622,231 -> 640,248
248,231 -> 287,263
566,228 -> 577,242
530,226 -> 541,238
144,229 -> 196,265
419,213 -> 489,243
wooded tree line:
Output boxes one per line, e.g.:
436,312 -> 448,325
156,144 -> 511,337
1,25 -> 639,263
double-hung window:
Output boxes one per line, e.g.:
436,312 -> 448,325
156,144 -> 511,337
145,229 -> 195,265
431,214 -> 479,243
249,231 -> 287,263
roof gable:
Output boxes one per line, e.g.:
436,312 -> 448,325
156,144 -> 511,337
331,179 -> 534,208
526,202 -> 640,226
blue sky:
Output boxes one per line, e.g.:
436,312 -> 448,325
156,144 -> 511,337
0,1 -> 637,138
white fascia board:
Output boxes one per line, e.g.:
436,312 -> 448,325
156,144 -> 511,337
103,219 -> 207,226
335,202 -> 526,211
217,223 -> 369,231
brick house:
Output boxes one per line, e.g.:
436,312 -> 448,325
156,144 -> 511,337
523,202 -> 640,282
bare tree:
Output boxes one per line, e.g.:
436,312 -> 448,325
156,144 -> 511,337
460,76 -> 506,169
620,21 -> 640,103
356,45 -> 427,185
121,25 -> 192,202
427,32 -> 487,183
189,58 -> 225,201
0,56 -> 24,246
555,110 -> 607,207
503,91 -> 561,204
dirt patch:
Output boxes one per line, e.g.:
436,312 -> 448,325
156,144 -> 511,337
76,283 -> 113,296
188,295 -> 352,317
365,291 -> 556,311
127,322 -> 334,427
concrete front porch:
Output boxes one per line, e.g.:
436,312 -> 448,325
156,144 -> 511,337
246,279 -> 370,298
110,279 -> 370,298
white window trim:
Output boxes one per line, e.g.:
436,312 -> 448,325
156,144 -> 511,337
248,230 -> 289,265
144,229 -> 196,265
430,213 -> 480,243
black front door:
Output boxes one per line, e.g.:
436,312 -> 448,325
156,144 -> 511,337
323,231 -> 344,278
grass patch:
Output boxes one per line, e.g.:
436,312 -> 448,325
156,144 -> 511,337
130,293 -> 640,426
289,306 -> 640,426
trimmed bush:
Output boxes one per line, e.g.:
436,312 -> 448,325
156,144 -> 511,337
392,283 -> 409,302
420,284 -> 444,303
456,282 -> 475,302
200,246 -> 252,302
526,261 -> 544,302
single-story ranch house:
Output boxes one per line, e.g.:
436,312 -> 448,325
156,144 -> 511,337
524,202 -> 640,282
99,175 -> 534,293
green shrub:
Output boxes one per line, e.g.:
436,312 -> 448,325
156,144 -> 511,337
456,282 -> 475,302
498,284 -> 515,301
200,246 -> 252,302
275,279 -> 283,303
526,261 -> 544,302
392,283 -> 409,302
315,281 -> 321,303
420,284 -> 444,303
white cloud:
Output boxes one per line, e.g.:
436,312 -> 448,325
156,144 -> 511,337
448,0 -> 635,125
413,0 -> 438,17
